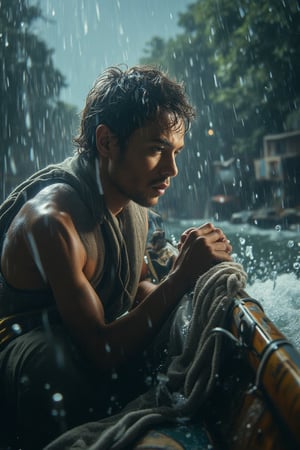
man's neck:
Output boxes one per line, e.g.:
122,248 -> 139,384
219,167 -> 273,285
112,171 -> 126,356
99,168 -> 129,216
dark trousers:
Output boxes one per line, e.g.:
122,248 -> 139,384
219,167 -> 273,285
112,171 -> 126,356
0,323 -> 167,450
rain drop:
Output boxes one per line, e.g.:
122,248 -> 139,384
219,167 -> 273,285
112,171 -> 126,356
157,373 -> 169,384
111,370 -> 118,380
20,375 -> 30,386
95,4 -> 100,21
245,246 -> 254,260
52,392 -> 63,403
83,20 -> 88,35
145,376 -> 152,386
11,323 -> 22,335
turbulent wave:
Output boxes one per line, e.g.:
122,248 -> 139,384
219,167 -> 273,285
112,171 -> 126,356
248,273 -> 300,350
166,218 -> 300,350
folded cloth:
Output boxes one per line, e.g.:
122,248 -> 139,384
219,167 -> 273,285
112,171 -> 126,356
45,262 -> 248,450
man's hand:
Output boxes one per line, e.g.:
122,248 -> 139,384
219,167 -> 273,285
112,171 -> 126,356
172,222 -> 232,292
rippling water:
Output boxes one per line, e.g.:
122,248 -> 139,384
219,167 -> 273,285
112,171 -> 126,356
165,219 -> 300,349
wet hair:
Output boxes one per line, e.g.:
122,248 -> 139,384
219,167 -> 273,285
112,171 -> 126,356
74,65 -> 195,157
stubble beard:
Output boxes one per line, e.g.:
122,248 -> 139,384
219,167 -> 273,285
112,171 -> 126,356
111,176 -> 159,208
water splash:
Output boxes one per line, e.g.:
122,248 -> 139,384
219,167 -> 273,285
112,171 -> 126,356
248,273 -> 300,349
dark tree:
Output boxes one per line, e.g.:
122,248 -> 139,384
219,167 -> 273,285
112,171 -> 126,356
140,0 -> 300,218
0,0 -> 78,200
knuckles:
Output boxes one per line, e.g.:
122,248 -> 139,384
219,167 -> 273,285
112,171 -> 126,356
202,222 -> 215,231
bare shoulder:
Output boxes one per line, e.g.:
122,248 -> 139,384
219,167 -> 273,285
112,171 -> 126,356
19,182 -> 95,260
21,183 -> 93,228
2,183 -> 92,288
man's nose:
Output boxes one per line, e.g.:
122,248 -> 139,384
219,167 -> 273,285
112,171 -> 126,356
160,153 -> 178,178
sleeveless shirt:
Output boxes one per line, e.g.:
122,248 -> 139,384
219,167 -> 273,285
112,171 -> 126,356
0,154 -> 148,325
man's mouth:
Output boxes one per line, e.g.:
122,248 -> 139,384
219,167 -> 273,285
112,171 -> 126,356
151,182 -> 169,196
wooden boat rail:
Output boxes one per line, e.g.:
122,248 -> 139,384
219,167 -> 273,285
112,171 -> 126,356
231,298 -> 300,445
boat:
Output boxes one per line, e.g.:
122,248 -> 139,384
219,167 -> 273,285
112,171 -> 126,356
132,296 -> 300,450
135,219 -> 300,450
1,252 -> 299,450
1,299 -> 298,450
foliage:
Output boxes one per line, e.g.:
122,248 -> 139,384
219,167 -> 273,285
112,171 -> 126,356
140,0 -> 300,217
141,0 -> 300,155
0,0 -> 78,200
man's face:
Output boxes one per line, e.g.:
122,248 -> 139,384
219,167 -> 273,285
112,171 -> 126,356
107,114 -> 185,209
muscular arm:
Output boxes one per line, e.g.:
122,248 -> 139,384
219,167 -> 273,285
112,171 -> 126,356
26,210 -> 187,371
10,190 -> 231,373
42,219 -> 231,370
13,202 -> 183,370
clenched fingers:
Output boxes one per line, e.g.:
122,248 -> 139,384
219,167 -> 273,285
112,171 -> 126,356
178,222 -> 232,255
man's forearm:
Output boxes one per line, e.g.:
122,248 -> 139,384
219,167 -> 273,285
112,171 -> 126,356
99,272 -> 186,369
132,280 -> 157,308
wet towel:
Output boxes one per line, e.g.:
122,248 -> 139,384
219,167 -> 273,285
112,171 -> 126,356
45,262 -> 248,450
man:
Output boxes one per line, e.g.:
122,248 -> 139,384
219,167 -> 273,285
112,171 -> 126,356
0,65 -> 232,449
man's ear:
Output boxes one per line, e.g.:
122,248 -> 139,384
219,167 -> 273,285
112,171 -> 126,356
95,124 -> 118,158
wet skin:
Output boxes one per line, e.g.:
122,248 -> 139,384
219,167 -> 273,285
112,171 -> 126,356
95,114 -> 184,214
1,112 -> 232,372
